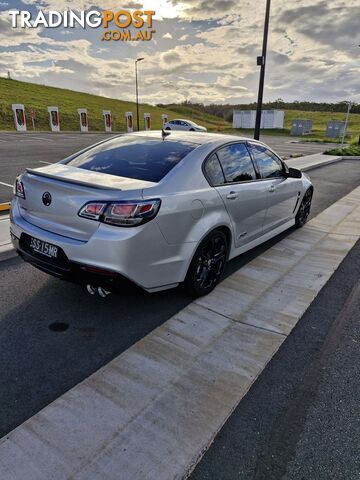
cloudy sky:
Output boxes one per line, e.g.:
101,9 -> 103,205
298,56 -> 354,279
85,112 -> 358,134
1,0 -> 359,105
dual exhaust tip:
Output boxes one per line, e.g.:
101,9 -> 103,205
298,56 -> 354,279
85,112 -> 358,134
86,284 -> 111,298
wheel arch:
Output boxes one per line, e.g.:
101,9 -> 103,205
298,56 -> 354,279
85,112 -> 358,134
185,224 -> 233,278
213,225 -> 232,257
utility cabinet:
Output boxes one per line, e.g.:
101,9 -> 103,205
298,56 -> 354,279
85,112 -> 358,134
291,119 -> 312,136
326,121 -> 345,138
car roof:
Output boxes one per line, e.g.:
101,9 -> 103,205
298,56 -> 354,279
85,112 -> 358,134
128,130 -> 258,147
170,119 -> 195,123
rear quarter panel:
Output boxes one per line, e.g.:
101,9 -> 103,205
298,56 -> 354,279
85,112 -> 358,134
154,187 -> 232,245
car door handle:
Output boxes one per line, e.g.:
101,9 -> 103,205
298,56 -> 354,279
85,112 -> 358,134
226,191 -> 238,200
268,185 -> 276,193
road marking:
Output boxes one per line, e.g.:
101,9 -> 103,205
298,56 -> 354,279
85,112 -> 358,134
0,181 -> 12,188
39,161 -> 52,165
0,203 -> 10,212
0,186 -> 359,479
30,137 -> 55,142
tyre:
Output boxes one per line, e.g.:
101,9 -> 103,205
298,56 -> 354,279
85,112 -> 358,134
165,127 -> 171,130
295,188 -> 313,227
185,230 -> 228,297
189,128 -> 195,131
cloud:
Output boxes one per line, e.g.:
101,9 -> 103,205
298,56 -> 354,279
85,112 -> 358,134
163,32 -> 173,39
169,0 -> 238,20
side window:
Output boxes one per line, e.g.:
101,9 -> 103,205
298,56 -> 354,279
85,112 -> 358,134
249,145 -> 285,179
216,143 -> 257,183
204,154 -> 225,185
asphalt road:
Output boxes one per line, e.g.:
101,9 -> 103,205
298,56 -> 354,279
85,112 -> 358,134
0,132 -> 335,204
0,132 -> 115,204
0,160 -> 359,444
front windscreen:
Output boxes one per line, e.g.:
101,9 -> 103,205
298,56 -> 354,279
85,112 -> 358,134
66,136 -> 198,183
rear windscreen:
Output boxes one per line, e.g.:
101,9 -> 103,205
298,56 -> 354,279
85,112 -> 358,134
66,136 -> 198,183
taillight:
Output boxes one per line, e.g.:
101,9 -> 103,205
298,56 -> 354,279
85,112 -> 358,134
14,177 -> 25,199
78,199 -> 161,227
78,202 -> 107,220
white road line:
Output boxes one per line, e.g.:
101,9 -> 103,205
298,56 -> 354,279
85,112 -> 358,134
0,185 -> 358,480
0,181 -> 12,188
30,137 -> 55,142
38,161 -> 52,165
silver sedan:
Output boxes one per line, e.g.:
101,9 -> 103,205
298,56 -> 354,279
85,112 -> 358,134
10,131 -> 313,297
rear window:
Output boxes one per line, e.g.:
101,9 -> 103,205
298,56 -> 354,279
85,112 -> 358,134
66,136 -> 197,183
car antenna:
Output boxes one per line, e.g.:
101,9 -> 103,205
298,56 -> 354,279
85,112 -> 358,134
161,128 -> 171,141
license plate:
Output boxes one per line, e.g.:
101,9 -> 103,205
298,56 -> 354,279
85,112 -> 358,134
29,236 -> 59,259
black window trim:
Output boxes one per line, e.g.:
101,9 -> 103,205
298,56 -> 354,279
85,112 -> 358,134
247,142 -> 288,180
202,141 -> 271,187
204,153 -> 226,186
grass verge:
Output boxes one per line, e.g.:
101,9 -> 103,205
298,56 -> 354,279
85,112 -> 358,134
324,144 -> 360,156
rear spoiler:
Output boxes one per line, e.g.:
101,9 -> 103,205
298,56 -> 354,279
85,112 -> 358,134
26,168 -> 121,190
25,166 -> 156,192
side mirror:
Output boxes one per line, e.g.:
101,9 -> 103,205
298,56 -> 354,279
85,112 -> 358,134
287,167 -> 302,179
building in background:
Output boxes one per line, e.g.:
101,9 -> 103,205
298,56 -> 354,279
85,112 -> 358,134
233,110 -> 284,129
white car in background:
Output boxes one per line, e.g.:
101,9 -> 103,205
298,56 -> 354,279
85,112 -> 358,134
163,119 -> 207,132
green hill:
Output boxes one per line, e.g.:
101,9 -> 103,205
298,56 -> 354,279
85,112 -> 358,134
0,77 -> 230,132
2,77 -> 358,138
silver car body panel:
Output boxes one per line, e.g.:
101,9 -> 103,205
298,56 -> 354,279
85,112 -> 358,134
10,131 -> 312,291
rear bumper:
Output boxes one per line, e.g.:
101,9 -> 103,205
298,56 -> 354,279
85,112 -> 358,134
11,232 -> 137,291
10,201 -> 197,292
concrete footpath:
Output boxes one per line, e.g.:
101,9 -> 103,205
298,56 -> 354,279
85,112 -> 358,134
0,216 -> 12,261
0,154 -> 343,261
290,153 -> 342,171
0,173 -> 359,477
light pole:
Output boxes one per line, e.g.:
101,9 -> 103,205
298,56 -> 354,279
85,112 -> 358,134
135,57 -> 144,131
341,101 -> 352,147
254,0 -> 271,140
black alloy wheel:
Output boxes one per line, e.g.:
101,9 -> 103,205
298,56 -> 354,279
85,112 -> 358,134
295,189 -> 313,227
185,230 -> 228,297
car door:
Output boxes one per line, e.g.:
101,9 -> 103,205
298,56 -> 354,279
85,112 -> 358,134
248,143 -> 302,232
204,143 -> 268,248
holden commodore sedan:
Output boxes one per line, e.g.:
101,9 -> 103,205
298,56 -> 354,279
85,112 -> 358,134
163,119 -> 207,132
10,131 -> 313,297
